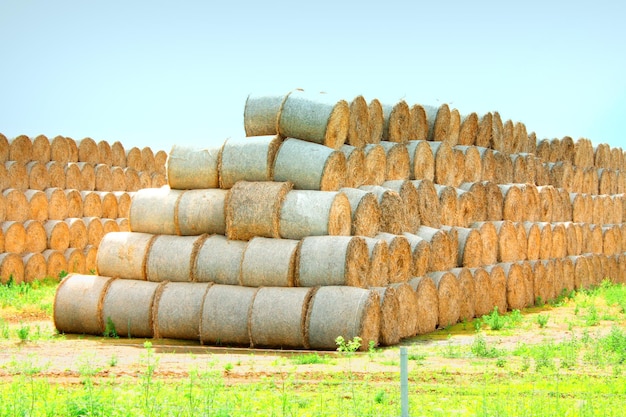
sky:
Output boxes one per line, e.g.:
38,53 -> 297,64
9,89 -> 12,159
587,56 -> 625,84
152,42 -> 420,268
1,1 -> 625,154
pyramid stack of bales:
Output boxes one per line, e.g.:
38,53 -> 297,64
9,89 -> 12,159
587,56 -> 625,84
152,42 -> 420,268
53,89 -> 625,350
0,134 -> 167,283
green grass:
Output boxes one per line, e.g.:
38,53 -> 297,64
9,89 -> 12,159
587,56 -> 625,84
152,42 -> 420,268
0,276 -> 59,314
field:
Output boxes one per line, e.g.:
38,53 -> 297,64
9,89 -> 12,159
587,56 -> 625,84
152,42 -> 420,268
1,277 -> 626,416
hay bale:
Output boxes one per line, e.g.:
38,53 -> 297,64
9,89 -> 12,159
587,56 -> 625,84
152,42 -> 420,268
240,237 -> 300,287
362,237 -> 389,287
551,223 -> 568,259
6,161 -> 28,190
339,187 -> 381,237
469,267 -> 492,317
368,98 -> 384,144
76,137 -> 99,164
200,284 -> 258,347
359,185 -> 407,234
571,193 -> 592,224
530,260 -> 550,305
409,104 -> 429,140
54,274 -> 114,335
278,90 -> 349,150
517,261 -> 535,307
101,279 -> 161,338
297,235 -> 369,287
2,221 -> 26,253
436,184 -> 458,226
583,167 -> 599,195
492,151 -> 513,184
0,253 -> 24,284
406,140 -> 435,181
22,252 -> 46,283
96,231 -> 155,280
590,224 -> 605,255
449,267 -> 476,321
515,222 -> 528,261
81,191 -> 102,217
340,144 -> 367,188
25,189 -> 48,221
110,141 -> 126,167
381,100 -> 410,143
456,188 -> 477,227
454,145 -> 482,183
64,218 -> 88,250
274,138 -> 346,191
383,179 -> 420,233
65,137 -> 78,162
402,232 -> 432,278
26,161 -> 50,191
410,179 -> 442,228
153,281 -> 212,340
50,136 -> 69,164
82,245 -> 97,273
389,282 -> 419,338
46,187 -> 68,220
378,141 -> 410,181
415,225 -> 455,272
0,194 -> 5,223
447,108 -> 461,146
218,135 -> 281,189
371,286 -> 401,346
154,150 -> 167,175
457,112 -> 479,146
306,286 -> 380,351
279,190 -> 351,239
375,232 -> 411,284
167,143 -> 222,190
347,95 -> 370,148
9,135 -> 32,164
250,286 -> 314,349
23,220 -> 47,253
447,226 -> 483,268
429,141 -> 457,187
43,249 -> 67,279
474,112 -> 493,148
124,168 -> 141,192
110,166 -> 126,191
96,140 -> 112,165
74,162 -> 95,191
96,191 -> 118,219
428,271 -> 461,328
408,276 -> 439,334
140,146 -> 155,173
225,181 -> 291,241
243,93 -> 288,136
102,218 -> 119,235
194,234 -> 247,285
363,143 -> 387,185
0,133 -> 7,163
481,181 -> 504,221
44,220 -> 70,251
125,147 -> 143,171
470,221 -> 498,266
424,104 -> 450,142
83,217 -> 104,247
3,188 -> 29,222
146,234 -> 207,282
94,164 -> 112,191
522,222 -> 541,261
498,184 -> 524,222
129,187 -> 183,235
45,161 -> 66,189
519,183 -> 541,222
483,264 -> 507,313
177,189 -> 227,236
150,172 -> 167,188
537,185 -> 557,222
499,262 -> 526,311
561,257 -> 575,293
64,247 -> 86,274
492,220 -> 520,263
137,171 -> 151,190
64,189 -> 83,218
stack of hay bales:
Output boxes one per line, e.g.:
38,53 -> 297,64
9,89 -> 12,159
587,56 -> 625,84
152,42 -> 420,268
53,89 -> 626,350
0,133 -> 167,283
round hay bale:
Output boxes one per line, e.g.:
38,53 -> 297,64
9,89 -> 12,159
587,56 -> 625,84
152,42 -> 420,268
340,144 -> 366,188
483,264 -> 507,313
481,181 -> 504,221
415,225 -> 455,272
225,181 -> 292,241
475,112 -> 493,148
470,221 -> 498,266
76,137 -> 99,164
552,258 -> 565,299
583,167 -> 599,195
435,184 -> 457,226
250,286 -> 314,349
362,237 -> 389,287
406,140 -> 435,181
102,279 -> 161,338
150,172 -> 167,188
489,112 -> 504,152
347,95 -> 370,148
570,166 -> 584,194
595,143 -> 612,168
339,187 -> 381,237
26,161 -> 50,190
25,189 -> 48,221
49,136 -> 69,164
449,226 -> 483,268
359,185 -> 407,234
83,245 -> 97,272
428,271 -> 461,328
243,92 -> 287,136
199,284 -> 258,347
410,179 -> 441,228
219,135 -> 281,189
517,261 -> 535,307
96,140 -> 112,165
457,112 -> 479,146
83,217 -> 104,247
446,108 -> 461,145
194,234 -> 247,286
519,183 -> 541,222
375,232 -> 411,284
110,166 -> 126,191
0,253 -> 24,284
449,267 -> 476,321
549,161 -> 574,191
81,191 -> 102,217
377,141 -> 411,181
95,191 -> 118,219
409,104 -> 429,141
42,249 -> 68,279
64,163 -> 81,190
45,187 -> 68,220
589,223 -> 606,255
389,282 -> 419,338
140,147 -> 155,173
23,220 -> 47,253
611,147 -> 623,170
111,141 -> 126,167
22,252 -> 46,283
0,193 -> 6,223
240,237 -> 300,287
102,218 -> 119,235
499,262 -> 526,311
363,143 -> 387,185
423,103 -> 450,142
571,192 -> 592,224
381,100 -> 410,143
125,147 -> 143,171
306,286 -> 380,351
5,161 -> 28,190
451,148 -> 466,188
408,276 -> 439,334
469,267 -> 492,317
483,220 -> 519,263
274,138 -> 346,191
522,222 -> 541,261
561,257 -> 575,293
278,90 -> 349,150
177,189 -> 228,236
454,145 -> 482,183
602,225 -> 620,256
65,137 -> 78,162
537,185 -> 556,222
96,231 -> 155,280
45,161 -> 66,189
64,218 -> 88,250
44,220 -> 70,251
146,234 -> 207,283
154,150 -> 167,175
459,183 -> 487,224
0,133 -> 7,163
513,122 -> 529,154
598,168 -> 616,195
94,164 -> 113,191
279,190 -> 351,239
515,222 -> 528,261
54,274 -> 114,335
402,232 -> 432,278
429,141 -> 457,187
383,179 -> 420,233
498,184 -> 524,222
456,188 -> 477,227
614,195 -> 624,224
9,135 -> 32,164
129,187 -> 183,235
372,286 -> 401,346
492,151 -> 513,184
368,98 -> 384,144
112,191 -> 131,218
64,247 -> 86,274
64,189 -> 83,218
3,188 -> 28,222
167,143 -> 222,190
297,235 -> 369,287
2,221 -> 26,253
137,171 -> 152,189
530,260 -> 550,305
153,281 -> 212,340
550,223 -> 568,259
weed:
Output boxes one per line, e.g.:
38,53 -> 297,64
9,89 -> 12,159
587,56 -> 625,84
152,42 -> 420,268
103,316 -> 118,338
408,350 -> 426,363
585,305 -> 600,326
335,335 -> 361,354
534,344 -> 556,372
496,358 -> 506,368
223,362 -> 233,373
482,306 -> 506,330
535,296 -> 544,307
16,322 -> 30,342
536,314 -> 549,328
139,341 -> 161,416
0,318 -> 9,339
290,353 -> 331,365
109,354 -> 118,367
442,335 -> 462,358
471,333 -> 502,358
374,389 -> 386,404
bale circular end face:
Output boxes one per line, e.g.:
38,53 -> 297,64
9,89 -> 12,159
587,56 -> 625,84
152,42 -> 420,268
499,262 -> 526,311
53,274 -> 115,336
407,140 -> 435,182
376,232 -> 412,284
470,267 -> 492,317
360,185 -> 407,235
50,136 -> 70,164
449,268 -> 476,322
347,95 -> 370,148
409,276 -> 439,334
428,271 -> 461,328
368,99 -> 384,144
22,252 -> 46,283
306,286 -> 380,351
363,144 -> 387,185
409,104 -> 428,141
64,247 -> 86,274
372,286 -> 400,346
0,253 -> 25,285
379,141 -> 411,181
102,279 -> 161,338
382,100 -> 410,143
153,282 -> 212,341
340,145 -> 367,189
362,237 -> 390,287
340,188 -> 381,238
240,237 -> 300,287
458,113 -> 479,146
389,282 -> 419,338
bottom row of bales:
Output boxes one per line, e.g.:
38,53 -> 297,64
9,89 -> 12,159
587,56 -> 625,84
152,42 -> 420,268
54,251 -> 625,350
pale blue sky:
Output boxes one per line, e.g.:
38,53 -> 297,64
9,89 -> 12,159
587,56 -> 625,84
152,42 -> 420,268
1,1 -> 625,154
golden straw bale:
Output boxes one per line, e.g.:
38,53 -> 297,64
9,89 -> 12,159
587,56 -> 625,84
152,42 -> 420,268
378,141 -> 410,181
451,148 -> 466,188
435,184 -> 458,227
116,218 -> 130,232
50,136 -> 69,164
428,271 -> 461,328
401,232 -> 431,278
454,145 -> 482,183
6,161 -> 28,190
9,134 -> 32,164
375,232 -> 411,284
31,134 -> 50,163
456,188 -> 477,227
475,112 -> 493,149
424,103 -> 450,142
459,181 -> 487,222
64,189 -> 83,218
383,179 -> 420,233
498,184 -> 524,222
0,133 -> 9,163
3,188 -> 29,222
359,185 -> 407,234
492,150 -> 513,184
368,98 -> 384,144
94,164 -> 112,191
493,114 -> 505,150
362,237 -> 389,287
446,226 -> 483,268
522,222 -> 541,261
219,135 -> 281,189
409,104 -> 429,141
153,281 -> 212,341
363,144 -> 387,185
0,192 -> 5,222
0,253 -> 24,284
23,220 -> 46,253
469,267 -> 493,317
44,220 -> 70,251
25,189 -> 48,221
347,95 -> 370,148
111,141 -> 126,167
415,225 -> 456,272
339,187 -> 381,238
372,286 -> 400,346
125,146 -> 143,171
498,262 -> 526,311
428,141 -> 457,187
64,247 -> 86,274
45,161 -> 66,189
279,190 -> 351,239
410,179 -> 442,228
81,191 -> 102,217
381,100 -> 410,143
150,172 -> 167,188
389,282 -> 419,338
517,261 -> 535,307
83,217 -> 104,247
64,218 -> 88,250
64,162 -> 81,190
483,264 -> 507,313
447,108 -> 461,146
76,137 -> 99,164
137,171 -> 151,189
458,112 -> 478,146
340,144 -> 367,188
141,146 -> 155,173
2,221 -> 26,253
595,143 -> 612,169
240,237 -> 300,287
449,267 -> 476,321
42,249 -> 67,279
96,140 -> 112,165
409,276 -> 439,335
154,150 -> 167,175
22,252 -> 47,283
0,164 -> 9,191
64,136 -> 78,162
406,140 -> 435,181
123,167 -> 140,192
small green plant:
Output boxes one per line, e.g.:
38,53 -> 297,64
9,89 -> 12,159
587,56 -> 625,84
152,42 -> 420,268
585,305 -> 600,326
103,316 -> 118,338
535,296 -> 544,307
290,353 -> 331,365
482,306 -> 505,330
536,314 -> 549,328
471,333 -> 501,358
58,270 -> 68,280
223,362 -> 233,373
109,354 -> 118,367
495,358 -> 506,368
0,318 -> 9,339
374,389 -> 386,404
16,322 -> 30,342
335,335 -> 362,354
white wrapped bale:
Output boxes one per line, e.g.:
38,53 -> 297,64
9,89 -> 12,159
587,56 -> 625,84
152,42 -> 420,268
218,135 -> 281,189
279,190 -> 351,240
240,237 -> 300,287
167,144 -> 223,190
